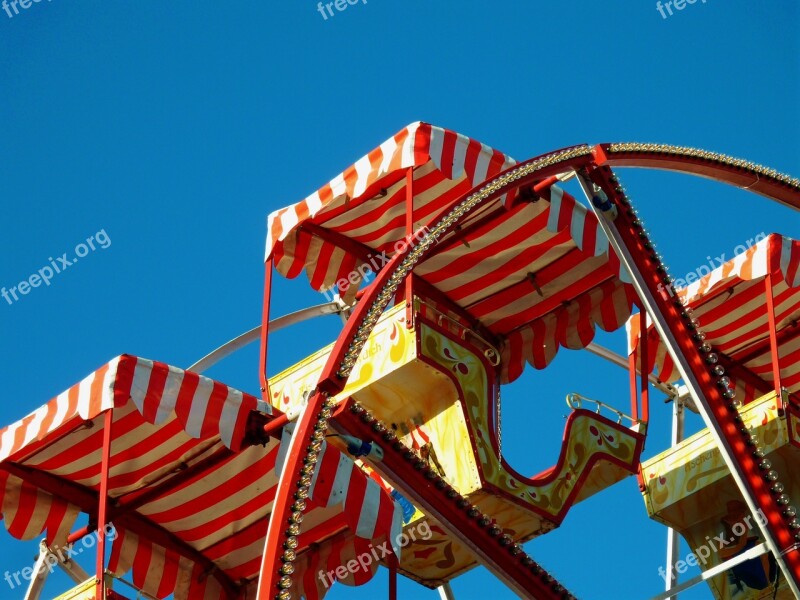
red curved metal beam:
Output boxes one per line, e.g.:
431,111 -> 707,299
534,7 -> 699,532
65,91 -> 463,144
594,143 -> 800,210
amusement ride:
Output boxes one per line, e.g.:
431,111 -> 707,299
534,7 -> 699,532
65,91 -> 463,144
0,123 -> 798,600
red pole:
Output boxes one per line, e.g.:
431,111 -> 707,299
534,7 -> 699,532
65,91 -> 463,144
630,342 -> 646,492
66,525 -> 92,546
405,167 -> 414,328
259,258 -> 274,403
764,272 -> 783,402
628,351 -> 639,423
95,409 -> 113,599
262,412 -> 291,439
640,307 -> 649,425
388,554 -> 398,600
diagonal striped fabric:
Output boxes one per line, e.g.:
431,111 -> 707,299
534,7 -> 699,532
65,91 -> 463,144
627,234 -> 800,402
0,356 -> 403,599
266,122 -> 517,303
266,123 -> 637,383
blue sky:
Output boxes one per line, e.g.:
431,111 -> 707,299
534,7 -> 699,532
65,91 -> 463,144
1,1 -> 798,598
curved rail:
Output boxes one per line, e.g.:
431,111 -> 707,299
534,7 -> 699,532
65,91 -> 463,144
596,142 -> 800,210
566,392 -> 638,427
187,301 -> 344,374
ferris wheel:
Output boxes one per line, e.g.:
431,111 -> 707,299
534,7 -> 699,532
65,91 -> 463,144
0,123 -> 798,600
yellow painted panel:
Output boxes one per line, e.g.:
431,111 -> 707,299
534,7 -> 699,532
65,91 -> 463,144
269,303 -> 415,413
641,392 -> 799,598
398,492 -> 553,586
420,324 -> 640,518
52,579 -> 96,600
641,392 -> 786,521
671,453 -> 796,599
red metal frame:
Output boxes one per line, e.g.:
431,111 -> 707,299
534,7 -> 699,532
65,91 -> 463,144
632,307 -> 651,491
256,149 -> 596,600
95,409 -> 113,598
262,411 -> 292,439
628,353 -> 639,420
586,151 -> 800,588
596,144 -> 800,210
765,271 -> 784,400
67,525 -> 93,546
256,388 -> 335,598
405,167 -> 415,329
259,258 -> 273,403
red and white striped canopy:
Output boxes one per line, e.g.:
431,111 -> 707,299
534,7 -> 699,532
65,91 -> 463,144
627,234 -> 800,402
267,122 -> 636,382
0,355 -> 402,599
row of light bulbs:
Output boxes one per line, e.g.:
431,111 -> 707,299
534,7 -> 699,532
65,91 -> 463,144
607,169 -> 800,545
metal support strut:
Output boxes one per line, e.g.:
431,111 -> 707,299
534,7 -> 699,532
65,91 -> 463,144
577,153 -> 800,596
